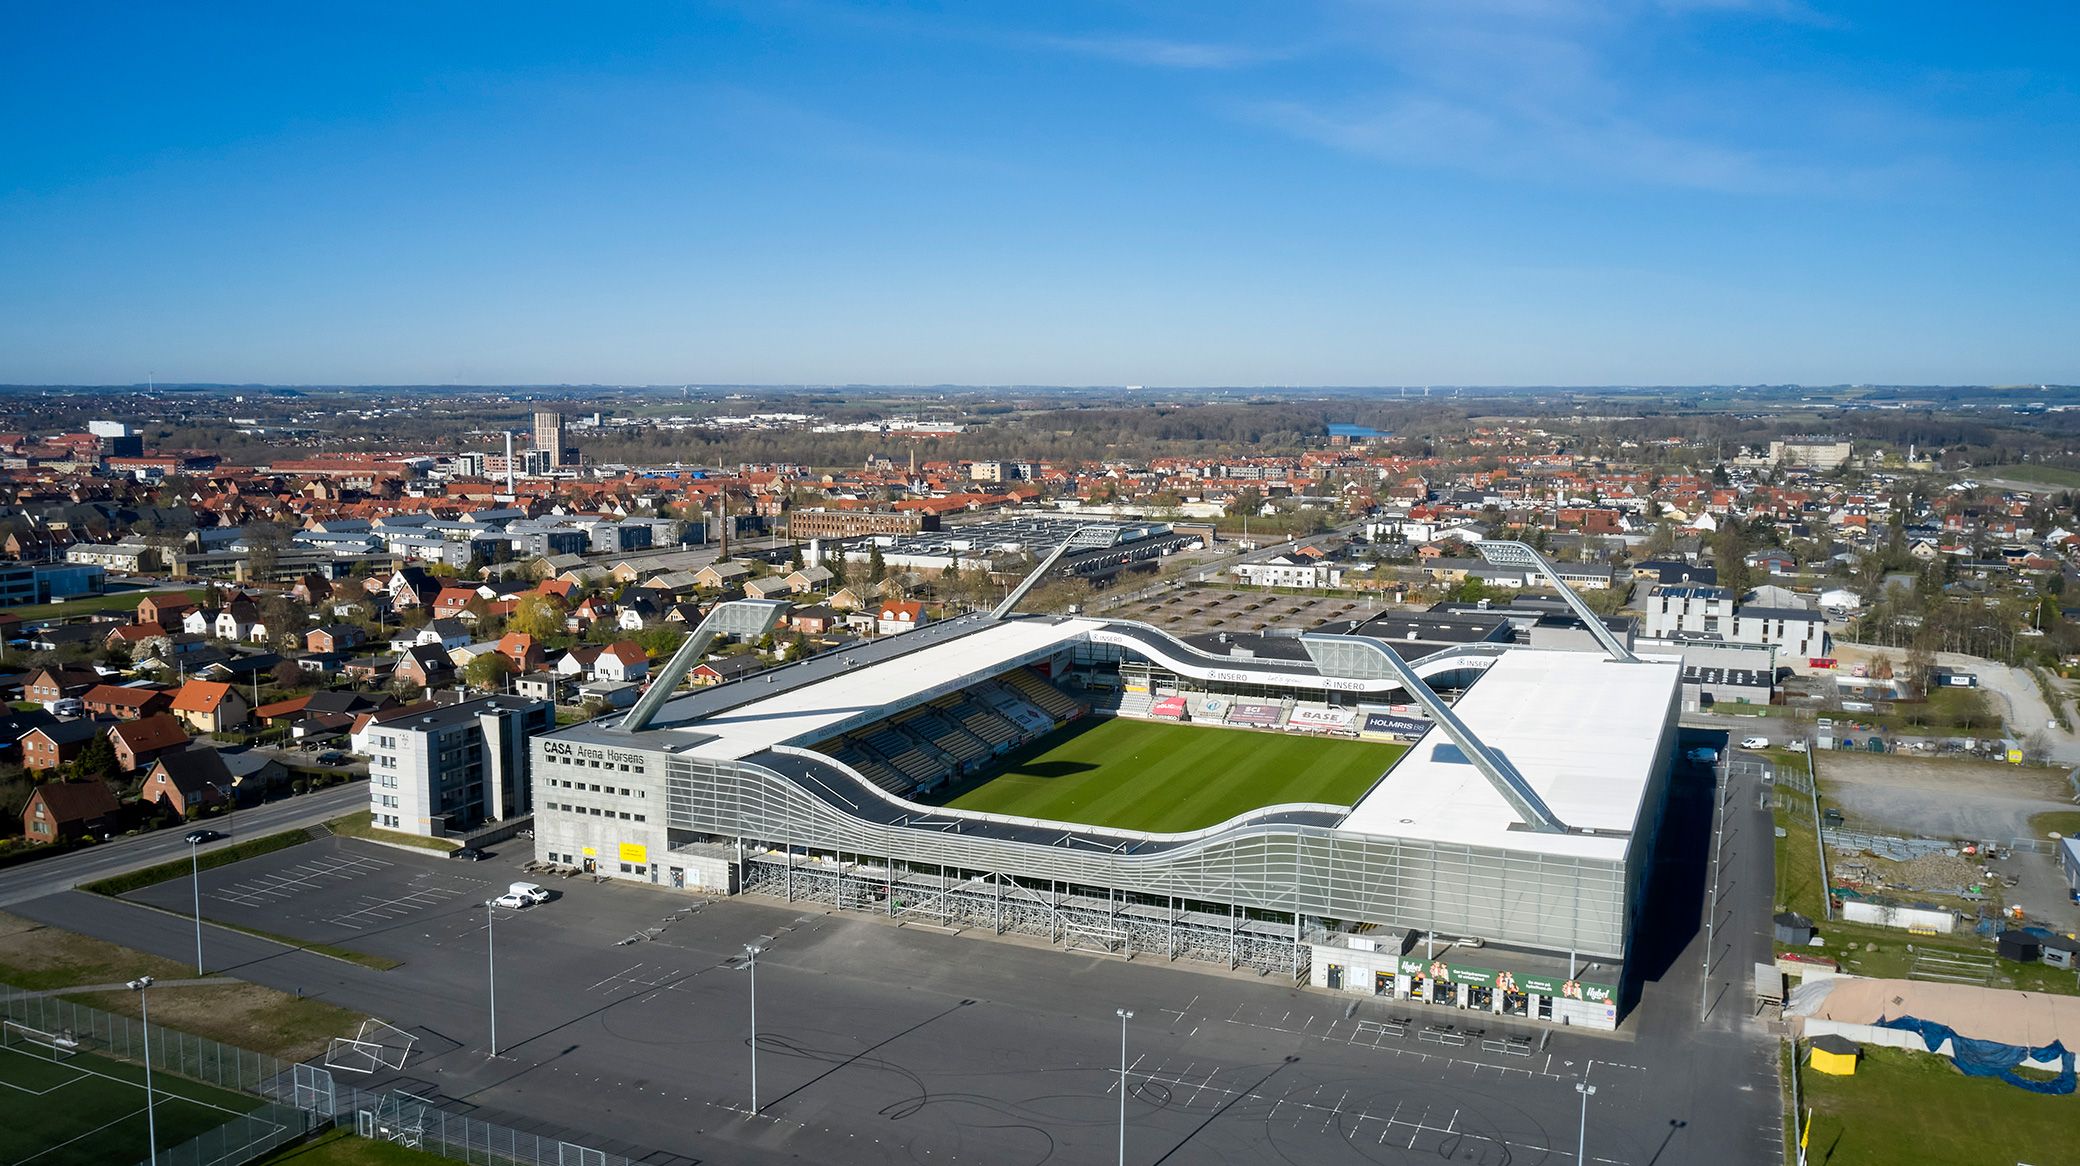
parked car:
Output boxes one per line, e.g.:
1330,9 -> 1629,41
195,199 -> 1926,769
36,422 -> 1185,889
183,829 -> 225,845
1739,736 -> 1770,749
1786,740 -> 1808,752
315,750 -> 348,765
451,847 -> 486,862
492,892 -> 531,909
508,881 -> 550,904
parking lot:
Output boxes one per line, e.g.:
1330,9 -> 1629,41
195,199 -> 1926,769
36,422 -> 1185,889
127,838 -> 516,944
1108,585 -> 1395,638
89,804 -> 1777,1166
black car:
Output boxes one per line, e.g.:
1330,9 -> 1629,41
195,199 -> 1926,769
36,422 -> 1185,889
451,847 -> 486,861
183,829 -> 226,845
315,751 -> 348,765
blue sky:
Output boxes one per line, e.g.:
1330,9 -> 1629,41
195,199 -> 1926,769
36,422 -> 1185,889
2,2 -> 2074,386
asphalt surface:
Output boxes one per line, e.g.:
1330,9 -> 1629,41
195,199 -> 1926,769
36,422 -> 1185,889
0,780 -> 367,908
13,727 -> 1786,1166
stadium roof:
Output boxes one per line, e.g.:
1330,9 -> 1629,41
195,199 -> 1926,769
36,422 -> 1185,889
1341,650 -> 1681,860
565,615 -> 1103,761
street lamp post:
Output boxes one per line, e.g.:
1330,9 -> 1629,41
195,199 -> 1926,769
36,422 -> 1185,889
1576,1081 -> 1597,1166
483,899 -> 498,1057
1115,1008 -> 1133,1166
187,838 -> 204,975
745,944 -> 764,1114
129,976 -> 158,1166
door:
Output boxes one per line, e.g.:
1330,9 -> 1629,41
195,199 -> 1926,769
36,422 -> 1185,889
1374,972 -> 1392,996
1326,964 -> 1343,991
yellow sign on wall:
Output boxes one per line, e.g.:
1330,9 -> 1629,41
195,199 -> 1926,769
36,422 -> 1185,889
619,842 -> 649,865
581,846 -> 597,858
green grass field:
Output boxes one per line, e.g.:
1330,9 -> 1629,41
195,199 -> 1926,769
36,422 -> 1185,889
1983,463 -> 2080,488
0,1037 -> 270,1166
930,716 -> 1406,832
1,587 -> 203,623
1796,1045 -> 2073,1166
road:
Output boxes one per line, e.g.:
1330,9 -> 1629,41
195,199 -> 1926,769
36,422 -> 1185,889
0,780 -> 367,909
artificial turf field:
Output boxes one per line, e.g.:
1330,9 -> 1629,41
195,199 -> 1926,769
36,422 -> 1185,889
930,715 -> 1407,832
0,1039 -> 268,1166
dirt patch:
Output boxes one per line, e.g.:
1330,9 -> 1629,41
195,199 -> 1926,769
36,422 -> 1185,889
1819,752 -> 2072,802
0,910 -> 189,990
66,980 -> 363,1062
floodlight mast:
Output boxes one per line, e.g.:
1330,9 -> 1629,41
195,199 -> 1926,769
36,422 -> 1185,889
1299,633 -> 1569,834
617,599 -> 789,734
1473,539 -> 1638,663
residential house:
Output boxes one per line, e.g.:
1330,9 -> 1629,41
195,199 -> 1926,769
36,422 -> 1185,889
744,576 -> 793,601
109,713 -> 191,772
19,719 -> 102,771
415,618 -> 472,651
495,632 -> 545,674
554,645 -> 602,680
693,561 -> 752,591
784,565 -> 834,594
134,593 -> 196,627
691,654 -> 765,686
306,624 -> 366,654
20,780 -> 120,842
876,600 -> 926,635
25,666 -> 100,709
144,748 -> 234,817
81,683 -> 172,721
169,679 -> 250,734
106,623 -> 168,654
787,604 -> 840,635
393,644 -> 455,690
592,642 -> 649,684
828,584 -> 881,611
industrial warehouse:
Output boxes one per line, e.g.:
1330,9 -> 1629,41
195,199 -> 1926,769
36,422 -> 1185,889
533,544 -> 1682,1030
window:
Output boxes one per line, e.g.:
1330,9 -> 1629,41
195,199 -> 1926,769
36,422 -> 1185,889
634,814 -> 646,823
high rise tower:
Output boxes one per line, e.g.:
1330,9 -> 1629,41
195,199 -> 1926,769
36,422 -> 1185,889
533,410 -> 567,467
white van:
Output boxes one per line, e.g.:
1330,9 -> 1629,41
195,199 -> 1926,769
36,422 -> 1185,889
509,882 -> 551,904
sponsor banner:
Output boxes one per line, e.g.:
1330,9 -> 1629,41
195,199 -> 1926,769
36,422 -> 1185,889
1363,713 -> 1431,736
619,841 -> 648,864
1392,956 -> 1612,1001
1289,706 -> 1354,729
1809,657 -> 1837,670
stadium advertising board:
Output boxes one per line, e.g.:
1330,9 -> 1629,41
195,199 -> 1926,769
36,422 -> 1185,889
1362,713 -> 1430,736
1395,956 -> 1614,1003
1288,706 -> 1354,729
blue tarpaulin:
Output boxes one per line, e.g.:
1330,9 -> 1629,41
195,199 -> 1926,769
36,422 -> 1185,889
1876,1016 -> 2077,1094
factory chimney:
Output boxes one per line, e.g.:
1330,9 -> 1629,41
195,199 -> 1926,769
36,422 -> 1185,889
504,432 -> 515,496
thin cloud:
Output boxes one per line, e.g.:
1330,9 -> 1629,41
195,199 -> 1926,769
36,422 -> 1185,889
1034,34 -> 1285,70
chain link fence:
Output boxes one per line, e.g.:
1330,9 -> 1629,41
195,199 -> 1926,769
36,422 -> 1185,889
1,983 -> 641,1166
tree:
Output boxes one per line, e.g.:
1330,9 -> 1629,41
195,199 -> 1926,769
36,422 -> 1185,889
68,735 -> 118,782
1711,520 -> 1751,599
272,659 -> 307,690
868,544 -> 887,583
509,594 -> 564,638
466,652 -> 515,690
243,521 -> 288,581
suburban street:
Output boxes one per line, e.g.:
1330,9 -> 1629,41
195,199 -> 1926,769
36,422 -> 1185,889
0,780 -> 367,908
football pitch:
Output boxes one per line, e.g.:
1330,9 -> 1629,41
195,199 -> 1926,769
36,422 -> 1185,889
930,716 -> 1406,832
0,1039 -> 269,1166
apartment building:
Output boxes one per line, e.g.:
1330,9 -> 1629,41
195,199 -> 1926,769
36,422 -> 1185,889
352,694 -> 553,837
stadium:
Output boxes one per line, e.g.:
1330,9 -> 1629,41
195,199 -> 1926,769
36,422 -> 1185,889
533,544 -> 1682,1030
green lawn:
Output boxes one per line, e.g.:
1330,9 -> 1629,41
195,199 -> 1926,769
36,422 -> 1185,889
0,1041 -> 267,1166
929,717 -> 1405,832
1796,1045 -> 2073,1166
1,587 -> 203,623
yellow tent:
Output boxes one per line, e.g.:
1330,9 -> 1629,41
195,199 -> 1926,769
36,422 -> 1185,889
1809,1034 -> 1859,1076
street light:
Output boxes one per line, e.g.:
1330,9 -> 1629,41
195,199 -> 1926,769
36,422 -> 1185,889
1115,1008 -> 1133,1166
483,899 -> 499,1057
129,976 -> 158,1166
744,944 -> 764,1114
186,837 -> 204,976
1576,1081 -> 1597,1166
